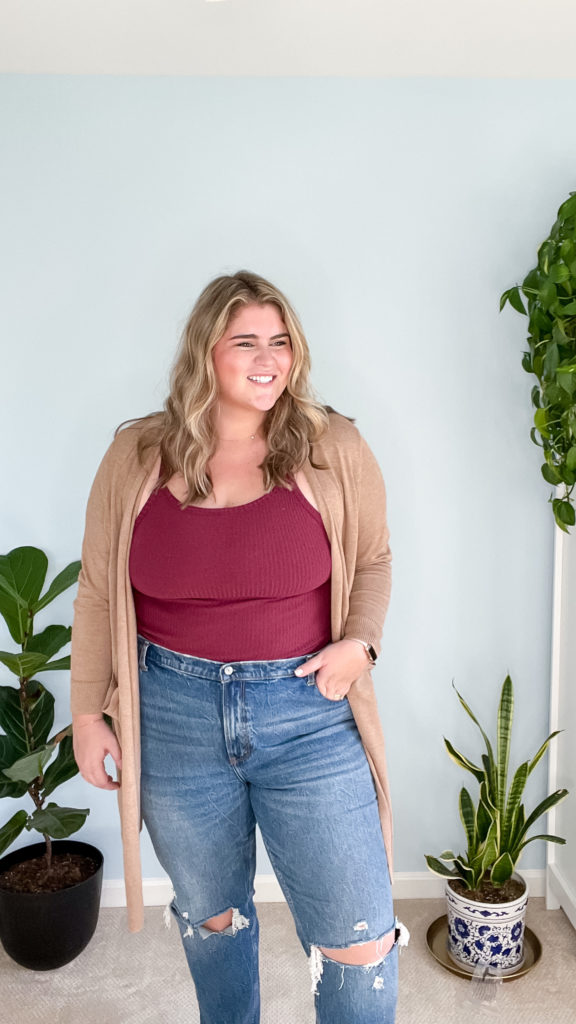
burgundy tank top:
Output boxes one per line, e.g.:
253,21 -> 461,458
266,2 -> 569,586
129,480 -> 332,661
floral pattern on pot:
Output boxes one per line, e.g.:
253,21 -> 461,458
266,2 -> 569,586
445,875 -> 528,974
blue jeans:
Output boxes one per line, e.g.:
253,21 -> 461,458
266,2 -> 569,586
138,637 -> 401,1024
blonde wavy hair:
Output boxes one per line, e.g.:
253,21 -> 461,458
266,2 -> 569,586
129,270 -> 331,506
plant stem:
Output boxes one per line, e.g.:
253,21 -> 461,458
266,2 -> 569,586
44,834 -> 52,872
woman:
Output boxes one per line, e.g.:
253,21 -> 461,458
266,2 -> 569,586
71,270 -> 408,1024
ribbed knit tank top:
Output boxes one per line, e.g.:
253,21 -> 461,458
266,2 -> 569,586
129,479 -> 332,662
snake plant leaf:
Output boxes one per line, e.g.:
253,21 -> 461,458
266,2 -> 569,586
42,734 -> 79,797
481,754 -> 498,807
34,561 -> 81,613
26,625 -> 71,660
490,852 -> 514,886
2,743 -> 55,784
28,803 -> 89,839
502,761 -> 529,850
459,788 -> 476,852
475,795 -> 493,843
0,650 -> 48,678
0,810 -> 29,857
496,676 -> 513,814
443,738 -> 484,782
453,858 -> 475,887
452,684 -> 496,767
438,850 -> 456,861
424,855 -> 457,878
480,778 -> 497,814
480,821 -> 499,876
528,730 -> 563,775
514,789 -> 569,846
517,833 -> 566,853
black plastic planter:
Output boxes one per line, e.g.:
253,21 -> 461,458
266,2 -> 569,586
0,839 -> 103,970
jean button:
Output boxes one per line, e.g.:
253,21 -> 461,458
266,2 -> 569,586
223,665 -> 234,675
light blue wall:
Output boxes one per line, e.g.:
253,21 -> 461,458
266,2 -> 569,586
1,77 -> 574,881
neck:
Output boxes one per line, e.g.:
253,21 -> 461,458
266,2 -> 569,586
213,407 -> 266,443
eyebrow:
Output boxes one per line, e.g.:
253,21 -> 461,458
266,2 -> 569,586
229,332 -> 291,340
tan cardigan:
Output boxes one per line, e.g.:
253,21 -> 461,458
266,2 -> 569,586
71,412 -> 394,932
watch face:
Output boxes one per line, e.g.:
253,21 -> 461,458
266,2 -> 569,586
367,644 -> 377,663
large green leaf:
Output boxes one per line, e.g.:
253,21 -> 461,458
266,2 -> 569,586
0,547 -> 47,610
28,686 -> 55,747
26,625 -> 71,660
42,734 -> 79,797
496,676 -> 514,814
35,561 -> 81,613
0,772 -> 28,799
0,685 -> 29,754
0,582 -> 29,645
0,650 -> 48,678
0,810 -> 29,856
35,655 -> 71,674
2,743 -> 55,784
28,803 -> 89,839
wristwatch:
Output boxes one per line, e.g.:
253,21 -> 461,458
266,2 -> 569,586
348,638 -> 378,665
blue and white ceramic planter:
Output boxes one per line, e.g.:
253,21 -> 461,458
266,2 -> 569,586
445,873 -> 528,974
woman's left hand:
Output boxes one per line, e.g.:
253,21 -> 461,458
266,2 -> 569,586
294,639 -> 370,701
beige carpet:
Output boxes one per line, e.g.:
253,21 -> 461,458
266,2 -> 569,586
1,898 -> 575,1023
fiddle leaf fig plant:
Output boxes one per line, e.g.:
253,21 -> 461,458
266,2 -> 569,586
0,547 -> 87,872
500,191 -> 576,531
425,676 -> 568,894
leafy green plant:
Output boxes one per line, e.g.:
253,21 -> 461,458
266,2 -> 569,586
0,546 -> 87,871
501,191 -> 576,532
425,676 -> 568,892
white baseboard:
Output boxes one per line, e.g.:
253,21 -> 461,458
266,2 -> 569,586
546,863 -> 576,930
101,869 -> 546,908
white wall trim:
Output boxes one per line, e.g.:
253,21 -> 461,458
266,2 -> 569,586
101,869 -> 546,909
546,863 -> 576,931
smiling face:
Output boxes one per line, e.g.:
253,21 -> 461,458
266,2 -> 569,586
211,303 -> 294,424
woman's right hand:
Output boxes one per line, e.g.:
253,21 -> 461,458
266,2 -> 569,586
72,714 -> 123,790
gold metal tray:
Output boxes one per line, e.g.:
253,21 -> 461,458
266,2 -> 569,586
425,915 -> 542,981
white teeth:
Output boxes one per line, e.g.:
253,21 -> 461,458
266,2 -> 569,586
248,376 -> 274,383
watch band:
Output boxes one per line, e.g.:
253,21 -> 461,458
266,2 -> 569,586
347,638 -> 378,665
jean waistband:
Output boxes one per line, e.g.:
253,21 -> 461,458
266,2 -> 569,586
137,634 -> 321,682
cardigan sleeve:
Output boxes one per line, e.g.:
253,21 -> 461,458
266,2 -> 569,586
69,446 -> 115,716
342,435 -> 392,656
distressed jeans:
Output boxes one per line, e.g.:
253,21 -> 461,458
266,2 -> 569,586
138,636 -> 405,1024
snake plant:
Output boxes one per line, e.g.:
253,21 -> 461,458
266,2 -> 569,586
425,676 -> 568,891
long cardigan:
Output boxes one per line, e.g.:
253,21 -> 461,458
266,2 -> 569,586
70,412 -> 394,932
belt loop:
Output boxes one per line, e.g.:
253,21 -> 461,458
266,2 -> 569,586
138,638 -> 150,672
